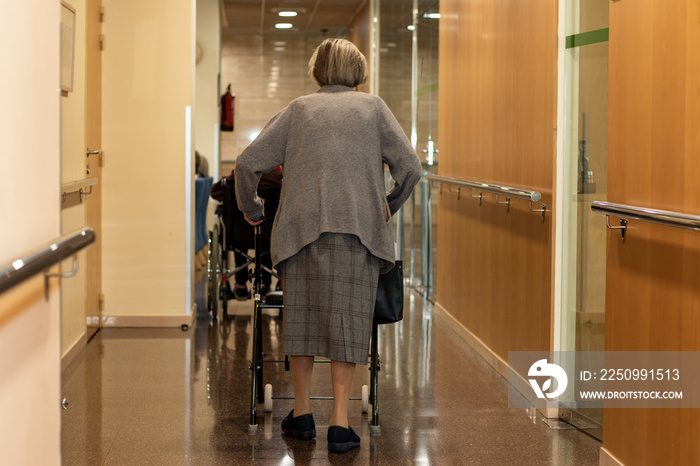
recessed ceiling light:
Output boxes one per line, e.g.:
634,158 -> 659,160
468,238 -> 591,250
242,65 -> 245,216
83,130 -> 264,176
423,13 -> 440,19
275,23 -> 293,29
407,25 -> 415,31
279,11 -> 297,17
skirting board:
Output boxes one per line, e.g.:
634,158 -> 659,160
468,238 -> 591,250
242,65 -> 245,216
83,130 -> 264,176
101,313 -> 196,328
433,302 -> 509,376
433,302 -> 560,419
100,303 -> 198,328
61,333 -> 87,371
599,447 -> 623,466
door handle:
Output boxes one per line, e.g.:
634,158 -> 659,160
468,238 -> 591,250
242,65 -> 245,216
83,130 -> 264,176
86,148 -> 101,157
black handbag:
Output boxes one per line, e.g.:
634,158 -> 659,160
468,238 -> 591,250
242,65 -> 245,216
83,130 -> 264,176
374,260 -> 404,324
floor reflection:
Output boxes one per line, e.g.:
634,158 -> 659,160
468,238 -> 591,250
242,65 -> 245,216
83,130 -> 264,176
61,275 -> 601,464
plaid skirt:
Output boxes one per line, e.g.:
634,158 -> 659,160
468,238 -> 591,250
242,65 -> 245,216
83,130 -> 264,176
278,233 -> 380,365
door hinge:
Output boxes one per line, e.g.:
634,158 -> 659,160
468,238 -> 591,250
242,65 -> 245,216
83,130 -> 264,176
99,6 -> 105,22
99,34 -> 105,51
99,293 -> 105,311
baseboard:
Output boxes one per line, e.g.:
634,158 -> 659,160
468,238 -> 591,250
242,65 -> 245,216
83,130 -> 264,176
433,301 -> 509,377
599,447 -> 624,466
433,301 -> 559,418
61,334 -> 87,371
101,314 -> 195,328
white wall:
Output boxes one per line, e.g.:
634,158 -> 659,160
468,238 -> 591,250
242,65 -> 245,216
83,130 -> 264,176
101,0 -> 195,325
0,0 -> 62,463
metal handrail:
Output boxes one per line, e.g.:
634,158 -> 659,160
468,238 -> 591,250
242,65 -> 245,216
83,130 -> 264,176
591,201 -> 700,242
426,174 -> 546,221
62,177 -> 98,195
426,174 -> 542,202
62,177 -> 98,203
0,227 -> 95,295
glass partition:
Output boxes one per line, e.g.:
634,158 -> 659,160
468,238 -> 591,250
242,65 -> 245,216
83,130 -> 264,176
378,0 -> 439,302
559,0 -> 609,440
413,1 -> 439,302
378,0 -> 413,278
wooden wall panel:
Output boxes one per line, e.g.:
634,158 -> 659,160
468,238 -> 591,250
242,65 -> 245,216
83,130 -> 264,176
604,0 -> 700,464
437,0 -> 557,360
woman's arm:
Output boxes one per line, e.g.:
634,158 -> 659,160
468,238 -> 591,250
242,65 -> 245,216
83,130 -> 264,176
377,99 -> 423,215
234,105 -> 292,221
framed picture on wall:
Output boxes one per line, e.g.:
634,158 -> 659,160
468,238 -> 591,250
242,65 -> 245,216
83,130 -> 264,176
60,1 -> 76,93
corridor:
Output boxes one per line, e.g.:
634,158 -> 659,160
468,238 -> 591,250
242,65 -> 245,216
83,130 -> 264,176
61,278 -> 601,464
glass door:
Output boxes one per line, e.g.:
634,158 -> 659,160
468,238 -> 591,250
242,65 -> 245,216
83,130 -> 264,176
410,1 -> 439,301
377,0 -> 439,301
378,0 -> 414,271
559,0 -> 609,440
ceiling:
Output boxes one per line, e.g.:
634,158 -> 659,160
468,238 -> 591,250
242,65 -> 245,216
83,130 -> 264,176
221,0 -> 369,36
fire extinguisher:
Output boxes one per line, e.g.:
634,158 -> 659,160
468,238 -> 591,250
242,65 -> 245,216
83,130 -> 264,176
221,84 -> 235,132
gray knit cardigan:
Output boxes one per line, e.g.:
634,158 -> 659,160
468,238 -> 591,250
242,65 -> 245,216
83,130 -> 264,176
234,84 -> 422,267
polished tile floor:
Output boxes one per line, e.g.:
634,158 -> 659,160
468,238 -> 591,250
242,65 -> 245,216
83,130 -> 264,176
62,277 -> 601,464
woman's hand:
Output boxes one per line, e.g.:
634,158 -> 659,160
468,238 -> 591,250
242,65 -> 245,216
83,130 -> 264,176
246,217 -> 264,226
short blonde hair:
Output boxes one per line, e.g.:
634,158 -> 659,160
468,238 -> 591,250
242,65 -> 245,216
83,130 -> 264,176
308,38 -> 368,87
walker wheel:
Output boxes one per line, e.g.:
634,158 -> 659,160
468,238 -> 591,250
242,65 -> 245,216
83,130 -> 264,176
264,384 -> 273,412
361,385 -> 369,413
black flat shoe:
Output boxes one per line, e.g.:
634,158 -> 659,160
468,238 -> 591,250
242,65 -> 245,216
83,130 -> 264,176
281,410 -> 316,440
327,425 -> 360,453
231,285 -> 250,301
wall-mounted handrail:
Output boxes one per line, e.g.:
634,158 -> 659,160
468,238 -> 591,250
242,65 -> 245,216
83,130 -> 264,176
62,177 -> 98,202
426,174 -> 542,201
591,201 -> 700,243
0,227 -> 95,296
426,174 -> 546,222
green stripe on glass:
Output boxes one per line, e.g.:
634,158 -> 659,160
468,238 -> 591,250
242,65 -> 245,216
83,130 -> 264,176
417,82 -> 438,96
566,28 -> 609,49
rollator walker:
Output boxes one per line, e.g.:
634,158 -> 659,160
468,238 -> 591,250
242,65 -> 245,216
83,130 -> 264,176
245,224 -> 384,437
206,178 -> 385,437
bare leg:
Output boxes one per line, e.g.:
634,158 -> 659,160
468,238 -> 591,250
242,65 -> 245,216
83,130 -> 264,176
290,355 -> 314,416
330,360 -> 356,428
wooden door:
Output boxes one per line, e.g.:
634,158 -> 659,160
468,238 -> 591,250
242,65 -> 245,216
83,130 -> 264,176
84,0 -> 103,337
603,0 -> 700,464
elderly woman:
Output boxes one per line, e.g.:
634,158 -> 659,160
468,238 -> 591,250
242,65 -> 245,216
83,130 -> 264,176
235,38 -> 421,453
